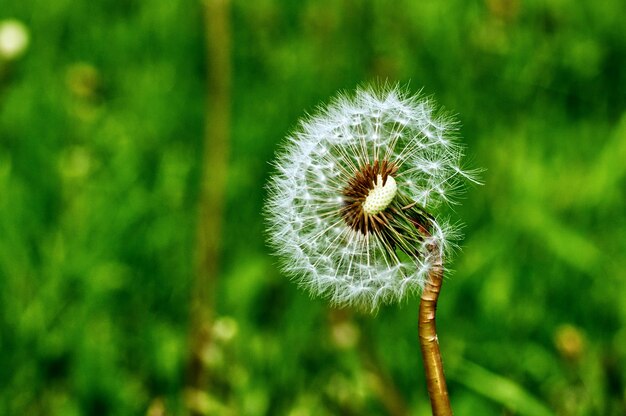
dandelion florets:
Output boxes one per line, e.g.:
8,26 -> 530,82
265,85 -> 478,310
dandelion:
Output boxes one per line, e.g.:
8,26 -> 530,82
266,85 -> 476,310
266,84 -> 480,415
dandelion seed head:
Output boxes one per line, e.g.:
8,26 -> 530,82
265,84 -> 478,311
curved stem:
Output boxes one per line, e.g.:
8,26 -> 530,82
419,254 -> 453,415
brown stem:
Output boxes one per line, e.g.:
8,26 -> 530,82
418,254 -> 453,416
186,0 -> 231,414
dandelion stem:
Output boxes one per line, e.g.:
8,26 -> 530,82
419,252 -> 453,415
186,0 -> 231,413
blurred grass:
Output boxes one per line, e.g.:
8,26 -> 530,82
1,0 -> 625,415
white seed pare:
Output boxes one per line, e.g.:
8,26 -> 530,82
362,174 -> 397,215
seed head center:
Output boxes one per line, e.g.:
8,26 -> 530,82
362,174 -> 397,215
341,159 -> 398,234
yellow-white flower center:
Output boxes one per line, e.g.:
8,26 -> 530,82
362,174 -> 397,215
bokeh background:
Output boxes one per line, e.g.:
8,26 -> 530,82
1,0 -> 625,415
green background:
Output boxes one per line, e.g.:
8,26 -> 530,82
1,0 -> 625,414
